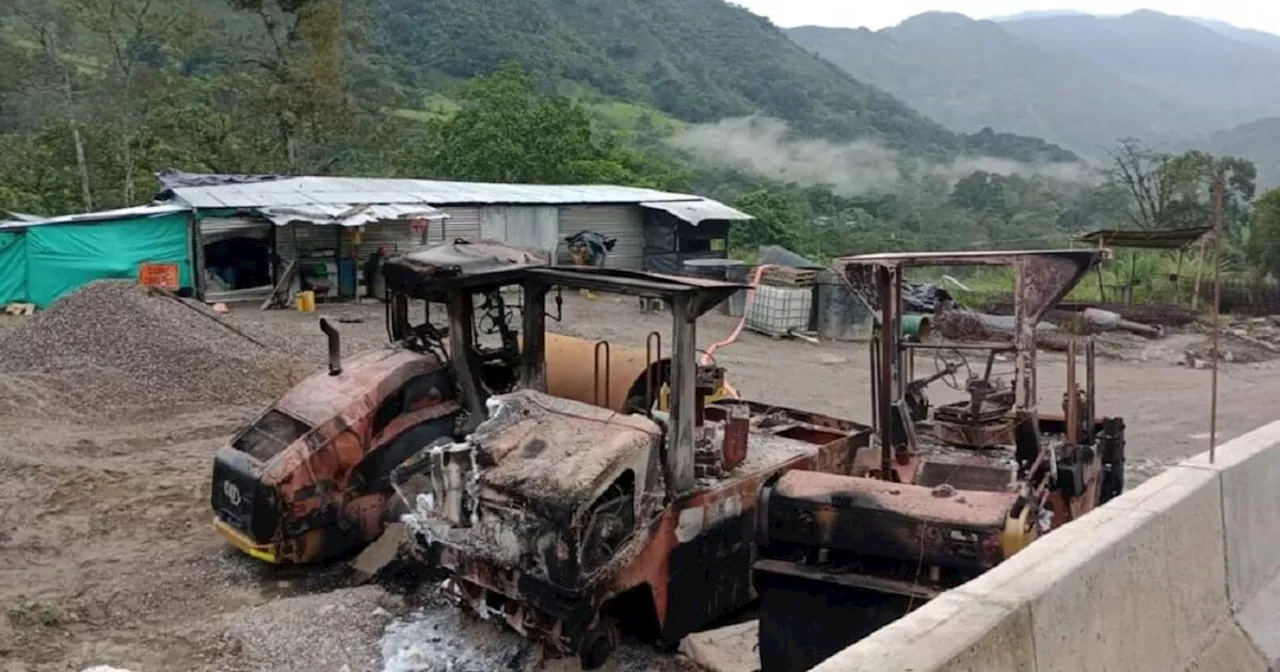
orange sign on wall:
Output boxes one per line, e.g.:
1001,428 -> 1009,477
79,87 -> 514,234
139,263 -> 180,291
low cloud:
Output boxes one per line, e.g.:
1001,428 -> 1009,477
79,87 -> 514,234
668,116 -> 1093,195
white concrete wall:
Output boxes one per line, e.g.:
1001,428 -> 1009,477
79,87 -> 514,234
813,421 -> 1280,672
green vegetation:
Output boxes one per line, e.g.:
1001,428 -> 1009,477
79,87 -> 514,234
7,600 -> 64,627
367,0 -> 1071,160
2,0 -> 1270,286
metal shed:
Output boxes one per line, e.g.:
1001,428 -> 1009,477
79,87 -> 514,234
155,173 -> 751,292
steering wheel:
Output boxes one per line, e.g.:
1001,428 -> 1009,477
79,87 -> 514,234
934,348 -> 973,390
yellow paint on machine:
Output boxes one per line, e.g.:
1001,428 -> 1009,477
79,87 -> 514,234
214,519 -> 278,563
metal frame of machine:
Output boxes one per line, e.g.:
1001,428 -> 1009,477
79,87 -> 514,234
380,239 -> 871,669
752,249 -> 1128,672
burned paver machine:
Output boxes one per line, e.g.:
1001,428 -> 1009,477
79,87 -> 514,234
753,250 -> 1127,672
380,240 -> 870,669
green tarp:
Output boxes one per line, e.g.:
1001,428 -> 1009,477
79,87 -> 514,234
25,213 -> 192,307
0,232 -> 27,304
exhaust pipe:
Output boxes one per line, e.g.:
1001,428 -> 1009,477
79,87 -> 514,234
319,318 -> 342,376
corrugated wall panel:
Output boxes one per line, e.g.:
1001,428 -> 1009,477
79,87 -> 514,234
338,220 -> 427,260
199,217 -> 269,245
557,205 -> 643,269
275,223 -> 340,263
431,207 -> 482,243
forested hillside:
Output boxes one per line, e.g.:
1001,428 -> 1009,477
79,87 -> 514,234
366,0 -> 1074,163
5,0 -> 1243,271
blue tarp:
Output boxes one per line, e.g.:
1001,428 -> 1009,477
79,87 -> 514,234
0,232 -> 27,304
0,210 -> 192,308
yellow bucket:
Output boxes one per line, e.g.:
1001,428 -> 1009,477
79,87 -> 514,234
296,290 -> 316,312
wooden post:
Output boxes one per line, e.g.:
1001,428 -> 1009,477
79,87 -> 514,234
1209,175 -> 1225,464
669,293 -> 698,493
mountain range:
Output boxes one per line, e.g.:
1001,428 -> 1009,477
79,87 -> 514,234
786,10 -> 1280,181
364,0 -> 1075,164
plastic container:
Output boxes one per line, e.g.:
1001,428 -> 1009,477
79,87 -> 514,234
338,258 -> 357,299
746,285 -> 813,336
296,290 -> 316,313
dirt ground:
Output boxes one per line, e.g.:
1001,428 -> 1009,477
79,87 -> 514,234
2,293 -> 1278,672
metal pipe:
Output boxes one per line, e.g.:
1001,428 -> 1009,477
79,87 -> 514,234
645,331 -> 662,412
1066,339 -> 1078,445
878,266 -> 896,481
594,340 -> 612,409
319,318 -> 342,376
1086,338 -> 1096,444
869,331 -> 880,434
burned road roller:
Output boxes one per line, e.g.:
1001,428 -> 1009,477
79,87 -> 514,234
209,240 -> 739,565
753,249 -> 1127,672
382,240 -> 870,669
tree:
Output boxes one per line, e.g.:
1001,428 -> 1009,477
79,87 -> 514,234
1104,138 -> 1178,231
228,0 -> 352,172
731,189 -> 801,254
8,0 -> 95,210
1105,139 -> 1256,234
398,62 -> 603,183
1248,188 -> 1280,278
949,171 -> 1007,215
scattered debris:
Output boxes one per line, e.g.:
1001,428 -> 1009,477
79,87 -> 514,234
1183,319 -> 1280,365
4,302 -> 35,316
352,523 -> 411,584
380,604 -> 693,672
679,620 -> 760,672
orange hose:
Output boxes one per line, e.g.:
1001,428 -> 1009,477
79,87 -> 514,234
699,264 -> 778,399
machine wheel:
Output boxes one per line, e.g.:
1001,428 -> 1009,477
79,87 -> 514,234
579,619 -> 619,671
579,478 -> 635,574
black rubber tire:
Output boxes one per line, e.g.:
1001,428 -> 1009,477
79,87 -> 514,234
578,620 -> 619,671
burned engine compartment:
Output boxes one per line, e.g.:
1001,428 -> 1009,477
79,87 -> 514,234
393,390 -> 665,591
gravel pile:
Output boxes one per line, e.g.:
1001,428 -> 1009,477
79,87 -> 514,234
221,585 -> 404,672
0,281 -> 308,419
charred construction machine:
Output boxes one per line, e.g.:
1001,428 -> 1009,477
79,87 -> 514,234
375,240 -> 872,669
210,241 -> 721,565
753,249 -> 1128,672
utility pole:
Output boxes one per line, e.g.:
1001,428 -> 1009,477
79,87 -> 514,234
1209,172 -> 1224,463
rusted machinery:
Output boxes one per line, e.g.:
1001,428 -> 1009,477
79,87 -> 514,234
208,241 -> 714,565
753,250 -> 1127,672
381,240 -> 870,669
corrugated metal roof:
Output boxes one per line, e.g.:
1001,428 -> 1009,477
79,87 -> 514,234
161,175 -> 726,209
640,200 -> 752,224
257,203 -> 449,228
1076,227 -> 1210,249
0,204 -> 191,231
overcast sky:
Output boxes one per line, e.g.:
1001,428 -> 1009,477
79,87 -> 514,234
733,1 -> 1280,34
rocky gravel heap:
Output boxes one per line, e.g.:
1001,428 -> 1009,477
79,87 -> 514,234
0,281 -> 307,419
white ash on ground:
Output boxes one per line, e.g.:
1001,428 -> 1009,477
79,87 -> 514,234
0,281 -> 311,420
380,605 -> 697,672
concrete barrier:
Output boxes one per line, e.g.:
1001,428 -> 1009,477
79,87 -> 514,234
813,420 -> 1280,672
